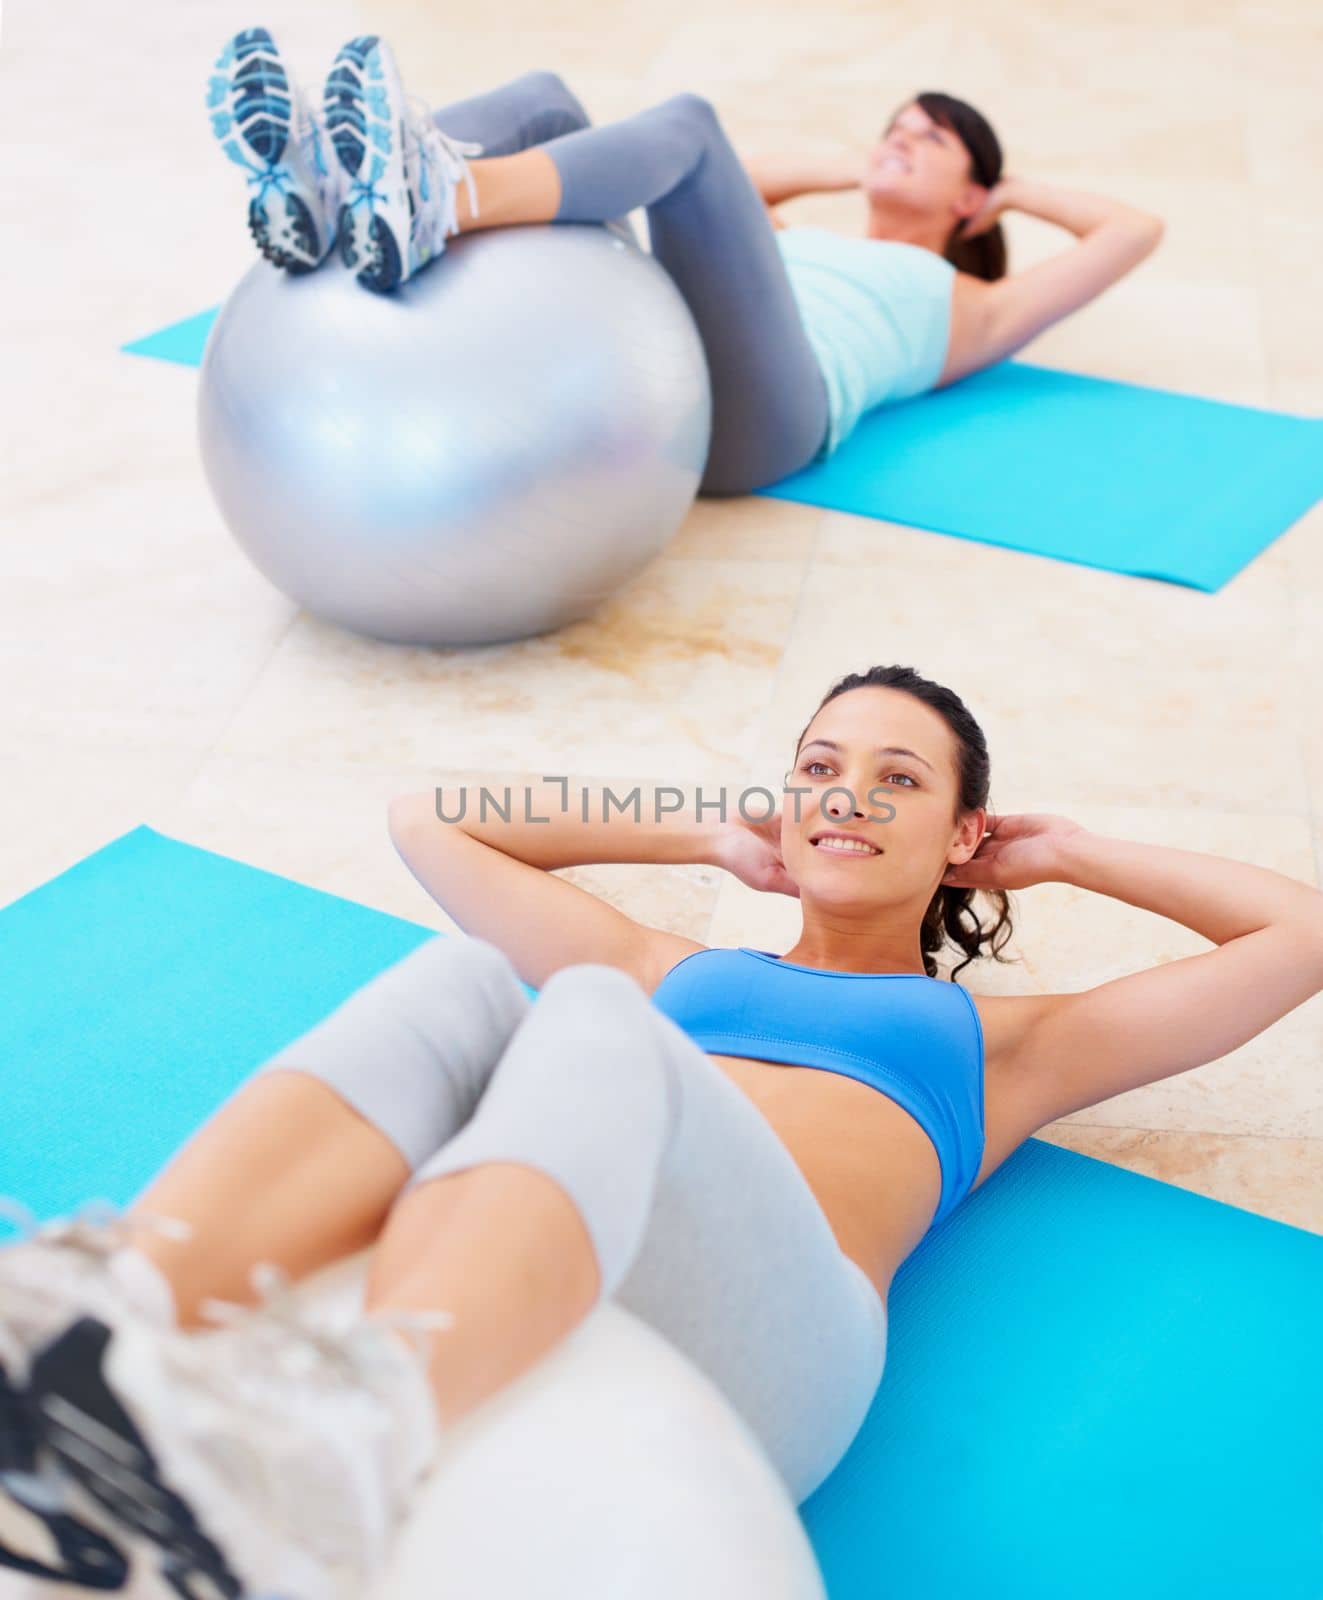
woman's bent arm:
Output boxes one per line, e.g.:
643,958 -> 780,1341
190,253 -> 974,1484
386,785 -> 725,987
949,177 -> 1164,379
1009,831 -> 1323,1124
395,781 -> 727,869
742,151 -> 861,207
1055,830 -> 1323,948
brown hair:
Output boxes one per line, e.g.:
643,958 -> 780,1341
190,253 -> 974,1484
912,90 -> 1008,282
793,664 -> 1016,982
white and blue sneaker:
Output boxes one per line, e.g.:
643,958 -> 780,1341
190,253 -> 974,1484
0,1353 -> 128,1590
0,1201 -> 183,1591
28,1262 -> 451,1600
208,26 -> 343,273
323,34 -> 483,293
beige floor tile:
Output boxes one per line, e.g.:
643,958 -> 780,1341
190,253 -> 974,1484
639,14 -> 958,104
1237,0 -> 1323,33
705,873 -> 810,957
1,483 -> 293,756
664,496 -> 825,565
1036,1124 -> 1323,1234
1294,593 -> 1323,841
362,1 -> 679,119
1251,495 -> 1323,594
749,516 -> 1306,813
0,738 -> 202,914
216,558 -> 805,780
1023,280 -> 1269,405
981,89 -> 1248,184
158,754 -> 727,942
1245,81 -> 1323,191
158,754 -> 433,926
1253,212 -> 1323,400
948,19 -> 1241,101
1269,375 -> 1323,416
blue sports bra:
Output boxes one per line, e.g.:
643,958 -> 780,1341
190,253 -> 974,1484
650,945 -> 986,1229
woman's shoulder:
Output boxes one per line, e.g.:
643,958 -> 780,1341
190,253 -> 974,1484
640,934 -> 712,996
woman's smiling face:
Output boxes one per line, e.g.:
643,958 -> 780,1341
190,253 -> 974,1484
782,686 -> 969,907
863,99 -> 982,223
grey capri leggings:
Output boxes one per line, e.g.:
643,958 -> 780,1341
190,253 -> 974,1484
255,935 -> 888,1506
426,71 -> 832,497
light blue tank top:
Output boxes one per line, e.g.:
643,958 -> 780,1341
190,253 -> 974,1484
650,945 -> 985,1230
775,226 -> 957,458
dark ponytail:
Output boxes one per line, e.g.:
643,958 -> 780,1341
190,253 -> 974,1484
914,89 -> 1008,282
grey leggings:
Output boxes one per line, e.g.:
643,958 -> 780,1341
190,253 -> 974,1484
257,935 -> 887,1506
429,72 -> 831,496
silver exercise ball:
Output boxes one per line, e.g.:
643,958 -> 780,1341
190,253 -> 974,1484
197,223 -> 712,646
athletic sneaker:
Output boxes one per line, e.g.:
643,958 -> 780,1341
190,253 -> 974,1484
0,1357 -> 128,1590
29,1261 -> 452,1600
0,1200 -> 183,1590
323,34 -> 483,293
208,26 -> 343,273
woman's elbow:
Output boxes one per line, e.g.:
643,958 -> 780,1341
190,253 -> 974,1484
1102,210 -> 1164,280
387,790 -> 436,838
1131,210 -> 1165,257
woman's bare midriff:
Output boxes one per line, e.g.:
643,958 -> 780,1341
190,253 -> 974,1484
706,1051 -> 946,1301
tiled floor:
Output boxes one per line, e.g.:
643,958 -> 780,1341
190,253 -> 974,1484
2,0 -> 1320,1229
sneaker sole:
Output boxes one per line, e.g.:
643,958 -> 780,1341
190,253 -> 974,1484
207,27 -> 330,274
32,1318 -> 248,1600
323,35 -> 413,293
0,1357 -> 130,1589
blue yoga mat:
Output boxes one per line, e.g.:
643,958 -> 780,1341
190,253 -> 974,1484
121,307 -> 221,368
124,302 -> 1322,591
760,361 -> 1323,591
5,827 -> 1321,1597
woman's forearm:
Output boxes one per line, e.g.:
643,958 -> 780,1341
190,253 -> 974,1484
1003,176 -> 1160,241
743,152 -> 860,207
390,782 -> 727,870
1056,830 -> 1323,946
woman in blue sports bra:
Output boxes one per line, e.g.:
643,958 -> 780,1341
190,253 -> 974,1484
206,31 -> 1165,494
8,665 -> 1323,1595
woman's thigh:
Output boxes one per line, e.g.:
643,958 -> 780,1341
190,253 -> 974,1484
429,69 -> 592,156
402,958 -> 886,1504
643,97 -> 831,496
613,1027 -> 888,1506
545,93 -> 831,494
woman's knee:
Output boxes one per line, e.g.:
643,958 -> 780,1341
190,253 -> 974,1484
536,961 -> 647,1003
399,931 -> 514,984
534,958 -> 678,1051
532,963 -> 659,1036
374,935 -> 529,1032
513,68 -> 587,125
660,90 -> 721,130
517,68 -> 571,98
534,964 -> 690,1132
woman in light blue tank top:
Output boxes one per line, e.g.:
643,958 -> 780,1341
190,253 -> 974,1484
210,38 -> 1165,494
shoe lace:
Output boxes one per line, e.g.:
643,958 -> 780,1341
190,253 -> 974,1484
404,93 -> 483,238
200,1261 -> 454,1386
0,1196 -> 193,1258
